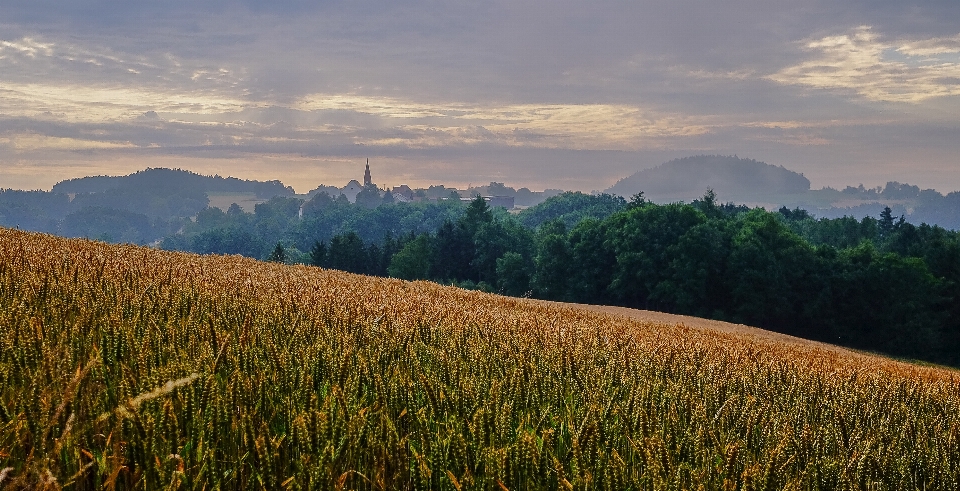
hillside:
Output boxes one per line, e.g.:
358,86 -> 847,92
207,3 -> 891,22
51,167 -> 295,198
0,168 -> 298,244
2,228 -> 959,489
606,155 -> 960,230
607,155 -> 811,202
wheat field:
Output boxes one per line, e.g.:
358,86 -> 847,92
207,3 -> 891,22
1,227 -> 959,490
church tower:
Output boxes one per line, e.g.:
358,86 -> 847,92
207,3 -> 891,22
363,158 -> 372,186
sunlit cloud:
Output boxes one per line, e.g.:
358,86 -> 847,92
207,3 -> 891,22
0,134 -> 137,151
0,38 -> 55,58
674,67 -> 757,81
0,83 -> 251,122
770,26 -> 960,102
738,117 -> 898,130
297,95 -> 712,150
0,35 -> 250,123
898,35 -> 960,57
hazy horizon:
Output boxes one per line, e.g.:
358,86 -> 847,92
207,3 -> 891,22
3,1 -> 960,193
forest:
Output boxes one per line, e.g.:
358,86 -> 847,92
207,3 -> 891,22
157,190 -> 960,367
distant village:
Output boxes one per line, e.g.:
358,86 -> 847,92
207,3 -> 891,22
306,159 -> 563,210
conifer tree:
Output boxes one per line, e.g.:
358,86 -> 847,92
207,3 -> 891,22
269,242 -> 286,263
309,240 -> 327,267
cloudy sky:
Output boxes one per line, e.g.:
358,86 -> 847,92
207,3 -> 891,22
2,1 -> 960,194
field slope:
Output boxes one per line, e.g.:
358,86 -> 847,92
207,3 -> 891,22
1,227 -> 959,490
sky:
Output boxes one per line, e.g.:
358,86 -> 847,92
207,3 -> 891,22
2,1 -> 960,194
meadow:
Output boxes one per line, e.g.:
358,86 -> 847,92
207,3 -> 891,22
1,227 -> 958,490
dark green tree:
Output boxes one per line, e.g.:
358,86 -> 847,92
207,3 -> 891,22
724,209 -> 820,334
566,219 -> 616,304
692,189 -> 723,220
654,221 -> 733,318
531,220 -> 570,300
605,203 -> 706,308
365,242 -> 385,276
387,235 -> 432,280
777,206 -> 811,222
471,219 -> 533,284
879,206 -> 896,240
496,251 -> 532,296
823,243 -> 945,358
626,191 -> 647,210
309,240 -> 327,267
462,196 -> 493,237
327,232 -> 368,274
375,231 -> 403,275
431,220 -> 473,281
269,242 -> 286,263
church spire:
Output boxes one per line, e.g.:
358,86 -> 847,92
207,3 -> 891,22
364,158 -> 372,186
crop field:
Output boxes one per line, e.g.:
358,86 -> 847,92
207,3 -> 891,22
1,227 -> 959,490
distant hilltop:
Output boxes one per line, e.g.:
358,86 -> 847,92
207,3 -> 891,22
52,168 -> 294,199
605,154 -> 960,230
606,155 -> 811,202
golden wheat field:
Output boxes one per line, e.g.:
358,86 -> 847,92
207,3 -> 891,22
1,227 -> 959,490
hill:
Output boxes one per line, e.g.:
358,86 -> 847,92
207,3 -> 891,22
607,155 -> 960,230
607,155 -> 811,202
51,167 -> 295,198
0,168 -> 298,244
2,227 -> 958,489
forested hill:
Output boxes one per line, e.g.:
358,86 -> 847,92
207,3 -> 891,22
0,168 -> 297,244
607,155 -> 811,202
52,167 -> 294,197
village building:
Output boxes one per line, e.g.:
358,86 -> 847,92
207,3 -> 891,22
341,179 -> 363,203
392,184 -> 414,203
331,160 -> 515,209
336,158 -> 375,203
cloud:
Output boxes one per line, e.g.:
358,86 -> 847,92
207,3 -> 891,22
0,82 -> 251,122
296,95 -> 713,150
897,35 -> 960,57
0,38 -> 54,58
0,33 -> 718,154
0,35 -> 249,116
0,134 -> 137,151
769,26 -> 960,102
4,3 -> 960,194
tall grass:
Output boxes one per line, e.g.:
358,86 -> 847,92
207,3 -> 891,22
1,227 -> 959,489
